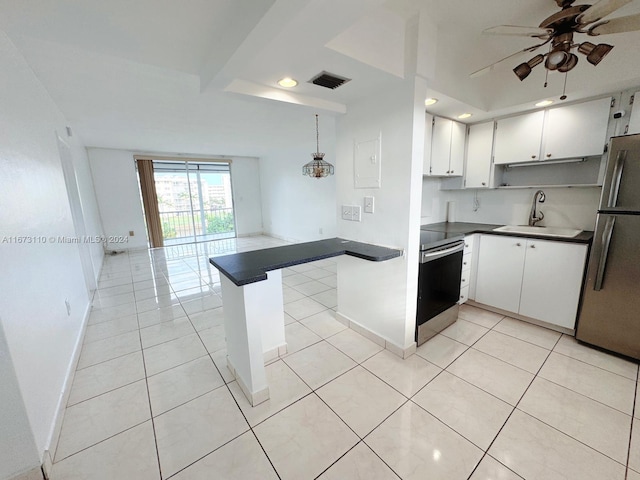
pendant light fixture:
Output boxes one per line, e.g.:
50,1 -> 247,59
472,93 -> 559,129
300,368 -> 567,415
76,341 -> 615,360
302,114 -> 334,178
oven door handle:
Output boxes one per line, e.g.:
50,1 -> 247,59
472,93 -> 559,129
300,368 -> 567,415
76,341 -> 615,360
421,242 -> 464,263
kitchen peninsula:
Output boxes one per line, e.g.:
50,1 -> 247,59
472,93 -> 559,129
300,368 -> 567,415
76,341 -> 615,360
210,238 -> 402,406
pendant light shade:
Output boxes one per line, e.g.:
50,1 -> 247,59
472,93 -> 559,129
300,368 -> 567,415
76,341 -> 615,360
303,114 -> 334,178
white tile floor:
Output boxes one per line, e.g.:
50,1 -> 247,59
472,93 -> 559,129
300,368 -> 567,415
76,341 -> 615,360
50,236 -> 640,480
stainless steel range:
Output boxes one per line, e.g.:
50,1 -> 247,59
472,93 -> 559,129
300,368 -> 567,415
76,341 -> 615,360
416,229 -> 464,346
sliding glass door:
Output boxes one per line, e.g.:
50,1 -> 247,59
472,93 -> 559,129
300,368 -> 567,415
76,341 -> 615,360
153,161 -> 235,245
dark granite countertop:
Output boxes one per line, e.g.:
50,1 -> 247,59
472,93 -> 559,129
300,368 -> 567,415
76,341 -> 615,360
210,238 -> 402,286
421,222 -> 594,244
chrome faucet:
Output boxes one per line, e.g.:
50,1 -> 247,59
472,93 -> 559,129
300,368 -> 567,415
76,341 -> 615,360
529,190 -> 546,226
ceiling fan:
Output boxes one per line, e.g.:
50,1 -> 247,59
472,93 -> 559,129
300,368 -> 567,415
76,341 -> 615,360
471,0 -> 640,81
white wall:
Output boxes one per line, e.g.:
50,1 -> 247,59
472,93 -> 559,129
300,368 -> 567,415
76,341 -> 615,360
0,30 -> 102,478
0,322 -> 40,480
423,185 -> 600,231
230,157 -> 263,236
335,77 -> 426,351
259,117 -> 337,242
88,148 -> 149,250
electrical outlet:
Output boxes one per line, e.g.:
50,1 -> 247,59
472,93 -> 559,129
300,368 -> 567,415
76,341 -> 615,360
342,205 -> 353,220
352,205 -> 362,222
364,196 -> 374,214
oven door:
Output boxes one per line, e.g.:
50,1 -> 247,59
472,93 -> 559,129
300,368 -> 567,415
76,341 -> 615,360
416,241 -> 464,338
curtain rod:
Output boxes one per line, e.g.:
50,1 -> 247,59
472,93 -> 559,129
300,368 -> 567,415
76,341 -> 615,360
133,155 -> 232,164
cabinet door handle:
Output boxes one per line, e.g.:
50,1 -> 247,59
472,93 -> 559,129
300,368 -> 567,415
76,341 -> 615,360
481,182 -> 486,186
530,244 -> 536,248
516,242 -> 522,247
531,155 -> 536,159
463,261 -> 468,266
450,170 -> 454,174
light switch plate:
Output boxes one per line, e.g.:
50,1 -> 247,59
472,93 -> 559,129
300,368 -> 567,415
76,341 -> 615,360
342,205 -> 353,220
364,196 -> 374,213
352,205 -> 362,222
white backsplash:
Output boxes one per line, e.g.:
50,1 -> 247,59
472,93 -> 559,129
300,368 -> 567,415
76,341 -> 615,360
421,179 -> 602,231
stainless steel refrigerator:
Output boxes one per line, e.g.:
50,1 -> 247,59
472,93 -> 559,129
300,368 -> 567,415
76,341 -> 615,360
576,133 -> 640,360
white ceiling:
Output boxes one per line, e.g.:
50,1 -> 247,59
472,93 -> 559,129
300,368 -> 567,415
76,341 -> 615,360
2,0 -> 640,153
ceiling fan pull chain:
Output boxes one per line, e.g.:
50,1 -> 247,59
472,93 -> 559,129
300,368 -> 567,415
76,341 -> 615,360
560,72 -> 569,100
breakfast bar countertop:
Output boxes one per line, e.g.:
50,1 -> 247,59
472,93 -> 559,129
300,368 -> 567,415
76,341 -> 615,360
209,237 -> 403,286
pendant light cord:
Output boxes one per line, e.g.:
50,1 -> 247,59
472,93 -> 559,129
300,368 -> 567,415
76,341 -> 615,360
315,114 -> 320,154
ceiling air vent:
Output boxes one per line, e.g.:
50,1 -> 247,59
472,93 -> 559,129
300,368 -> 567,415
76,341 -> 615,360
309,71 -> 351,90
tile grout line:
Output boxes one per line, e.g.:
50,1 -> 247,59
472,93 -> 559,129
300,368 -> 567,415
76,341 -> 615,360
462,320 -> 562,479
132,263 -> 165,480
624,367 -> 640,480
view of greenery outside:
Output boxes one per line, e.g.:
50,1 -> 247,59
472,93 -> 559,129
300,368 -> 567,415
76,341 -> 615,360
206,211 -> 234,234
162,221 -> 177,239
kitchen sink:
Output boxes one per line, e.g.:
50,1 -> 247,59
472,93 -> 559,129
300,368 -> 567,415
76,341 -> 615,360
493,225 -> 583,238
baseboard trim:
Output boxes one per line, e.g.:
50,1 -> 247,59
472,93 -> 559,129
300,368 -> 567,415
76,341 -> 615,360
263,343 -> 287,365
9,466 -> 44,480
43,299 -> 92,469
335,312 -> 417,359
466,300 -> 574,335
226,357 -> 270,407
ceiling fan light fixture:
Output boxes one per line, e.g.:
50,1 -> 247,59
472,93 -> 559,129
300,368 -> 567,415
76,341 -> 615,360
558,53 -> 578,72
582,42 -> 614,65
545,50 -> 570,70
514,54 -> 544,81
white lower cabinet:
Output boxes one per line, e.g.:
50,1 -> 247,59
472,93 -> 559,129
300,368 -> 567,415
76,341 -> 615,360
459,235 -> 475,304
475,235 -> 526,312
475,234 -> 588,330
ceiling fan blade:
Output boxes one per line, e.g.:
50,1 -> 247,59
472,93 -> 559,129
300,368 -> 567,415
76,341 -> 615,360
470,41 -> 548,78
577,0 -> 632,25
483,25 -> 553,38
588,12 -> 640,34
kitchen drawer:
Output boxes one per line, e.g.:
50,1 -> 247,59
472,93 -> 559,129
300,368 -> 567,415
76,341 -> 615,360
463,236 -> 474,255
459,285 -> 469,304
462,252 -> 472,273
460,271 -> 470,289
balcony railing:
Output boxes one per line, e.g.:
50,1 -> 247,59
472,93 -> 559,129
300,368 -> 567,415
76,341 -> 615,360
159,207 -> 235,242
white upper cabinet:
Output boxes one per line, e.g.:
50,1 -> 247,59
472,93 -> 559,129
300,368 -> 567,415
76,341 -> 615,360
426,116 -> 465,176
449,120 -> 465,176
494,110 -> 545,165
423,112 -> 433,175
465,121 -> 494,188
494,97 -> 611,165
542,97 -> 610,160
626,91 -> 640,135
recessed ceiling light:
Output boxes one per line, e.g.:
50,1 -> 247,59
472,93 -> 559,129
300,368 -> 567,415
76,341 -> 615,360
535,99 -> 554,107
457,113 -> 472,119
425,98 -> 438,106
277,77 -> 298,88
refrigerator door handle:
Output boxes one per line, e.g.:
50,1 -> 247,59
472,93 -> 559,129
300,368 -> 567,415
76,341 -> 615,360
607,150 -> 627,208
594,216 -> 616,291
